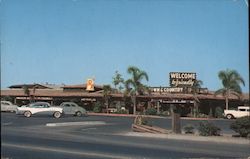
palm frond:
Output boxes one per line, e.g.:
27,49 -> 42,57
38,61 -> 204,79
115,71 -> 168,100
214,88 -> 227,96
229,81 -> 242,94
229,91 -> 241,99
138,71 -> 149,82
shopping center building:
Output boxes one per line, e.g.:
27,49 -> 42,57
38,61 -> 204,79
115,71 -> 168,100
1,72 -> 249,116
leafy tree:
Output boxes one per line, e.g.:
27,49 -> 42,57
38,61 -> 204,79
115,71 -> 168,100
112,71 -> 124,92
215,69 -> 245,110
103,84 -> 112,113
215,107 -> 224,118
191,80 -> 203,117
93,101 -> 102,113
125,66 -> 149,115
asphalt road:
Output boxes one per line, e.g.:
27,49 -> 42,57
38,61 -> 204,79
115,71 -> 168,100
1,112 -> 250,159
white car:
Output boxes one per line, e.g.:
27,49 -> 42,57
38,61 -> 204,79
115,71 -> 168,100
1,101 -> 18,112
224,106 -> 250,119
16,102 -> 63,118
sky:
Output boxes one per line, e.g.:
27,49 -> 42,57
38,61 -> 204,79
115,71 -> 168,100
0,0 -> 249,92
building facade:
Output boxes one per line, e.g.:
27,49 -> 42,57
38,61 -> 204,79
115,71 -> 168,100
1,83 -> 249,116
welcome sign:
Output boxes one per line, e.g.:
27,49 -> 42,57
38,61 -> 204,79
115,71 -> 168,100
169,72 -> 196,87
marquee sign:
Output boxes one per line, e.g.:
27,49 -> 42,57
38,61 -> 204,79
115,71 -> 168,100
150,87 -> 184,93
169,72 -> 196,87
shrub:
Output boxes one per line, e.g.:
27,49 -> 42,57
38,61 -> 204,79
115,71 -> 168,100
93,102 -> 102,113
230,116 -> 250,137
215,107 -> 224,118
116,109 -> 128,114
198,122 -> 221,136
134,115 -> 151,126
197,113 -> 209,118
160,111 -> 170,117
183,124 -> 195,134
145,108 -> 157,115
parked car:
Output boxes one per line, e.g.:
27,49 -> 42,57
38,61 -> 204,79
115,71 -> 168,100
16,102 -> 63,118
59,102 -> 87,117
224,106 -> 250,119
1,101 -> 18,112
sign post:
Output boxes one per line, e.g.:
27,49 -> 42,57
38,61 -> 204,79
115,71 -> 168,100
170,104 -> 181,134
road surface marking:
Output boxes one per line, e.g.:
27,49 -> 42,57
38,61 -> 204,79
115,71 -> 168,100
2,122 -> 12,126
81,127 -> 97,131
46,121 -> 106,127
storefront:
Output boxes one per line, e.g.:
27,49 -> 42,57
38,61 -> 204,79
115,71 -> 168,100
1,81 -> 249,116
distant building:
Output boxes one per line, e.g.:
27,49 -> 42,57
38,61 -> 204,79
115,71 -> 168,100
1,83 -> 249,116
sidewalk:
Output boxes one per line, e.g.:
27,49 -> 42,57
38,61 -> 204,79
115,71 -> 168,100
122,132 -> 250,145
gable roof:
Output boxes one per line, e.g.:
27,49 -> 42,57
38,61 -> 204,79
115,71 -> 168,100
9,84 -> 53,89
62,84 -> 104,91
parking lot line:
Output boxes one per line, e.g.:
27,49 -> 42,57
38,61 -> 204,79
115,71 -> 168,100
46,121 -> 106,127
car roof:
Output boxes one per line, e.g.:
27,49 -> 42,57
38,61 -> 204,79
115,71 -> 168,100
238,106 -> 250,109
61,102 -> 77,104
30,102 -> 50,105
1,101 -> 11,103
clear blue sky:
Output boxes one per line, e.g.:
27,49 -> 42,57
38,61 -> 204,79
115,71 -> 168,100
1,0 -> 249,92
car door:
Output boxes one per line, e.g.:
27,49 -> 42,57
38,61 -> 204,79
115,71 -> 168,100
237,108 -> 248,118
30,103 -> 44,114
31,103 -> 50,115
63,103 -> 73,114
70,103 -> 78,114
1,101 -> 9,111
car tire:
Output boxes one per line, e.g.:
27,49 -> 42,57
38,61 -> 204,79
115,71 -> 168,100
226,114 -> 234,119
76,111 -> 82,117
53,111 -> 61,118
24,111 -> 32,118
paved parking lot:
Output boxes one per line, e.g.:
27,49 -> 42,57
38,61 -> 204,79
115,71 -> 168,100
1,112 -> 250,159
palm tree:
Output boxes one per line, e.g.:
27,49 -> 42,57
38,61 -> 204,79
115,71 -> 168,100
22,85 -> 30,102
191,80 -> 203,117
103,85 -> 112,113
125,66 -> 149,115
215,69 -> 245,110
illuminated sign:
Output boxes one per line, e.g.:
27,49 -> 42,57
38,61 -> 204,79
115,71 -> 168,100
86,79 -> 94,91
169,72 -> 196,87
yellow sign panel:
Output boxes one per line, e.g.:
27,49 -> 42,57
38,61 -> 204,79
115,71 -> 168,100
86,79 -> 94,91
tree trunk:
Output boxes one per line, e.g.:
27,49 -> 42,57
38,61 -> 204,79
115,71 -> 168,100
193,100 -> 199,118
172,113 -> 181,134
133,96 -> 136,115
225,96 -> 229,110
106,99 -> 109,114
157,101 -> 160,114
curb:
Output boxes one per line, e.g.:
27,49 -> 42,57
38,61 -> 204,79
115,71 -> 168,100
88,113 -> 137,118
123,132 -> 250,145
88,113 -> 224,121
88,113 -> 165,119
